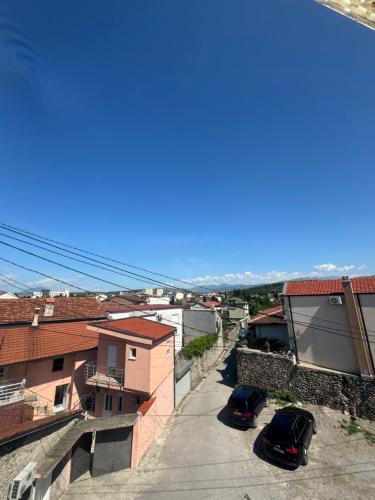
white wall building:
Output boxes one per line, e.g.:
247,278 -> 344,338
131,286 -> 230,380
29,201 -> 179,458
147,296 -> 170,305
107,305 -> 183,352
0,291 -> 19,300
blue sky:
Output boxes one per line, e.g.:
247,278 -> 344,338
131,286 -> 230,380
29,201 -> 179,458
0,1 -> 374,291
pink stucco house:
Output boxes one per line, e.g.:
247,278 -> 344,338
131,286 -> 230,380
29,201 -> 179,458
85,317 -> 175,420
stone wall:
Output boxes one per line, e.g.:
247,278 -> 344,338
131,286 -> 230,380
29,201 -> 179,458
237,348 -> 375,420
190,337 -> 224,389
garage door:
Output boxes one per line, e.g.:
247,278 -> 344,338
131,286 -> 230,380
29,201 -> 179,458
92,427 -> 132,477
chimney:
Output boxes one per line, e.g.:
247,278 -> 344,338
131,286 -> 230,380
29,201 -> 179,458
32,307 -> 41,327
44,298 -> 55,317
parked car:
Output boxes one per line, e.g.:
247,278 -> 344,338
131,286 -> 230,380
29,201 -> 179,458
262,407 -> 316,467
227,385 -> 267,428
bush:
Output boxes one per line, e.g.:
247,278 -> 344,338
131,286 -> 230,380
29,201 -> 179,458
182,333 -> 218,359
270,388 -> 298,406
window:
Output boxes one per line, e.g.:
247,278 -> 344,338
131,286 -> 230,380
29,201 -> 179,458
129,348 -> 137,360
294,418 -> 306,441
52,357 -> 64,372
117,396 -> 123,414
54,384 -> 69,407
105,394 -> 113,412
133,395 -> 141,409
0,367 -> 6,379
166,340 -> 170,358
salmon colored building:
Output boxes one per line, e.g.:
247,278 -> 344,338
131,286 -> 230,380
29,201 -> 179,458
86,317 -> 175,420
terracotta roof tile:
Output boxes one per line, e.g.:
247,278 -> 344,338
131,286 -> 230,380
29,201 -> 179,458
93,317 -> 175,342
198,301 -> 221,308
248,306 -> 286,325
0,321 -> 98,366
285,277 -> 375,296
105,304 -> 183,313
138,397 -> 156,415
0,297 -> 105,325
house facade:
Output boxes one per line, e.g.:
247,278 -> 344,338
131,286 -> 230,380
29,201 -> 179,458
85,317 -> 175,419
282,276 -> 375,376
221,297 -> 248,322
247,305 -> 289,347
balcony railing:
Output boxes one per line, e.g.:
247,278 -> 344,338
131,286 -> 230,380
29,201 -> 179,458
84,362 -> 125,387
0,379 -> 26,407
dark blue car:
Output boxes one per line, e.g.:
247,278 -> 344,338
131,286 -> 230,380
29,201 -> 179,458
227,385 -> 267,428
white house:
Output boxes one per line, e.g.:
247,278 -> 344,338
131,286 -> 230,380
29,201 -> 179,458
191,301 -> 221,311
106,304 -> 183,352
147,296 -> 171,305
0,291 -> 19,300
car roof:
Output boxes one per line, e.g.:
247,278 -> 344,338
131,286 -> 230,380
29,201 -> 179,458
230,385 -> 258,400
269,411 -> 298,432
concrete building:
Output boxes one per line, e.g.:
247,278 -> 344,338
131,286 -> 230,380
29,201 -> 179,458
282,276 -> 375,376
221,297 -> 248,322
315,0 -> 375,30
191,301 -> 221,311
183,308 -> 222,345
147,295 -> 170,305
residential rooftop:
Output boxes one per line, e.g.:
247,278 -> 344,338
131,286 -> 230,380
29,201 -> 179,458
104,303 -> 183,313
284,276 -> 375,296
248,305 -> 286,325
91,317 -> 176,342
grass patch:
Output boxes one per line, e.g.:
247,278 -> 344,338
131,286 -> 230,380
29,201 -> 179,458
270,388 -> 298,406
340,419 -> 375,445
182,333 -> 218,359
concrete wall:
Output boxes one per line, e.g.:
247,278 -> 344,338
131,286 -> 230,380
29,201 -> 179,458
237,347 -> 375,420
183,309 -> 220,344
285,295 -> 360,374
358,293 -> 375,370
255,324 -> 289,346
175,370 -> 190,406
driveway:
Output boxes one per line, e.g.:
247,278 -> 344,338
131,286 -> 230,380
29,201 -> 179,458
64,347 -> 375,500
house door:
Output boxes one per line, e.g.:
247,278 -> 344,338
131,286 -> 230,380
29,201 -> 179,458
91,427 -> 133,477
34,473 -> 51,500
107,345 -> 117,377
104,393 -> 113,417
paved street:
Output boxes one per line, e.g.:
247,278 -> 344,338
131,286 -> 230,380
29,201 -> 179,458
64,347 -> 375,500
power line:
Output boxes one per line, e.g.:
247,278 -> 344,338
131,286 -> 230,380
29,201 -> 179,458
0,222 -> 216,294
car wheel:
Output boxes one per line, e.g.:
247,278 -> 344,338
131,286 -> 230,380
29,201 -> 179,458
312,421 -> 317,435
302,447 -> 308,466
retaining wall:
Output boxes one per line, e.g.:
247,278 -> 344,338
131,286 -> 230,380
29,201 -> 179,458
237,348 -> 375,420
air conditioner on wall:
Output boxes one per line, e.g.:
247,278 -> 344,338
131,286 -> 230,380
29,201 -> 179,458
8,462 -> 37,500
329,296 -> 342,305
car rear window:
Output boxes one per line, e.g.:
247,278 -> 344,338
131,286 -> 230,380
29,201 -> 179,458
228,396 -> 248,412
267,413 -> 296,439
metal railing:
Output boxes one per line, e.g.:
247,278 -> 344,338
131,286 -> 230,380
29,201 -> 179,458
0,379 -> 26,406
84,362 -> 125,386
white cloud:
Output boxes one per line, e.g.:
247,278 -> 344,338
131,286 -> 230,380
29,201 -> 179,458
185,263 -> 368,286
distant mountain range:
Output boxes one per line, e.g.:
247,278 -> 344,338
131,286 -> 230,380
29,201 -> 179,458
191,283 -> 267,292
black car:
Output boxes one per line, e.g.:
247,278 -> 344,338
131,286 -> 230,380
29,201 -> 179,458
262,407 -> 316,467
227,385 -> 267,428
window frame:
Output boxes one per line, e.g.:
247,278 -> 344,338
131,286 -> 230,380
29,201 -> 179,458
129,347 -> 137,360
52,357 -> 64,372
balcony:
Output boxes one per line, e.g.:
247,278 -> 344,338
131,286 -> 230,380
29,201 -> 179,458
84,362 -> 125,389
0,379 -> 26,407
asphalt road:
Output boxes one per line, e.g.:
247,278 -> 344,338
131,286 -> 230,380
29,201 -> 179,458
64,347 -> 375,500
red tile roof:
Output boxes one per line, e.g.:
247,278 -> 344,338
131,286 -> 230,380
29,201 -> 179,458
104,304 -> 183,313
248,306 -> 286,325
285,277 -> 375,296
0,320 -> 98,366
138,397 -> 156,415
93,317 -> 176,342
0,297 -> 105,325
198,301 -> 221,308
106,295 -> 146,306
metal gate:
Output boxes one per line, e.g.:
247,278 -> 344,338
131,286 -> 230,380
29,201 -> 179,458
70,432 -> 92,482
91,427 -> 132,477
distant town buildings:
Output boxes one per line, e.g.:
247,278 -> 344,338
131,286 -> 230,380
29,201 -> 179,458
32,288 -> 70,298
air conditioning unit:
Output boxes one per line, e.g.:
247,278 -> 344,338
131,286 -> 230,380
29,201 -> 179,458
329,295 -> 342,305
8,462 -> 37,500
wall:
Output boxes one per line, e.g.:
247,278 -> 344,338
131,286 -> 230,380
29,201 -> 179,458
358,293 -> 375,370
0,402 -> 24,428
183,309 -> 220,344
237,347 -> 375,420
189,336 -> 224,390
131,369 -> 174,467
255,324 -> 289,346
0,416 -> 77,500
285,295 -> 360,374
175,370 -> 190,406
150,334 -> 174,394
5,350 -> 96,420
108,308 -> 183,353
